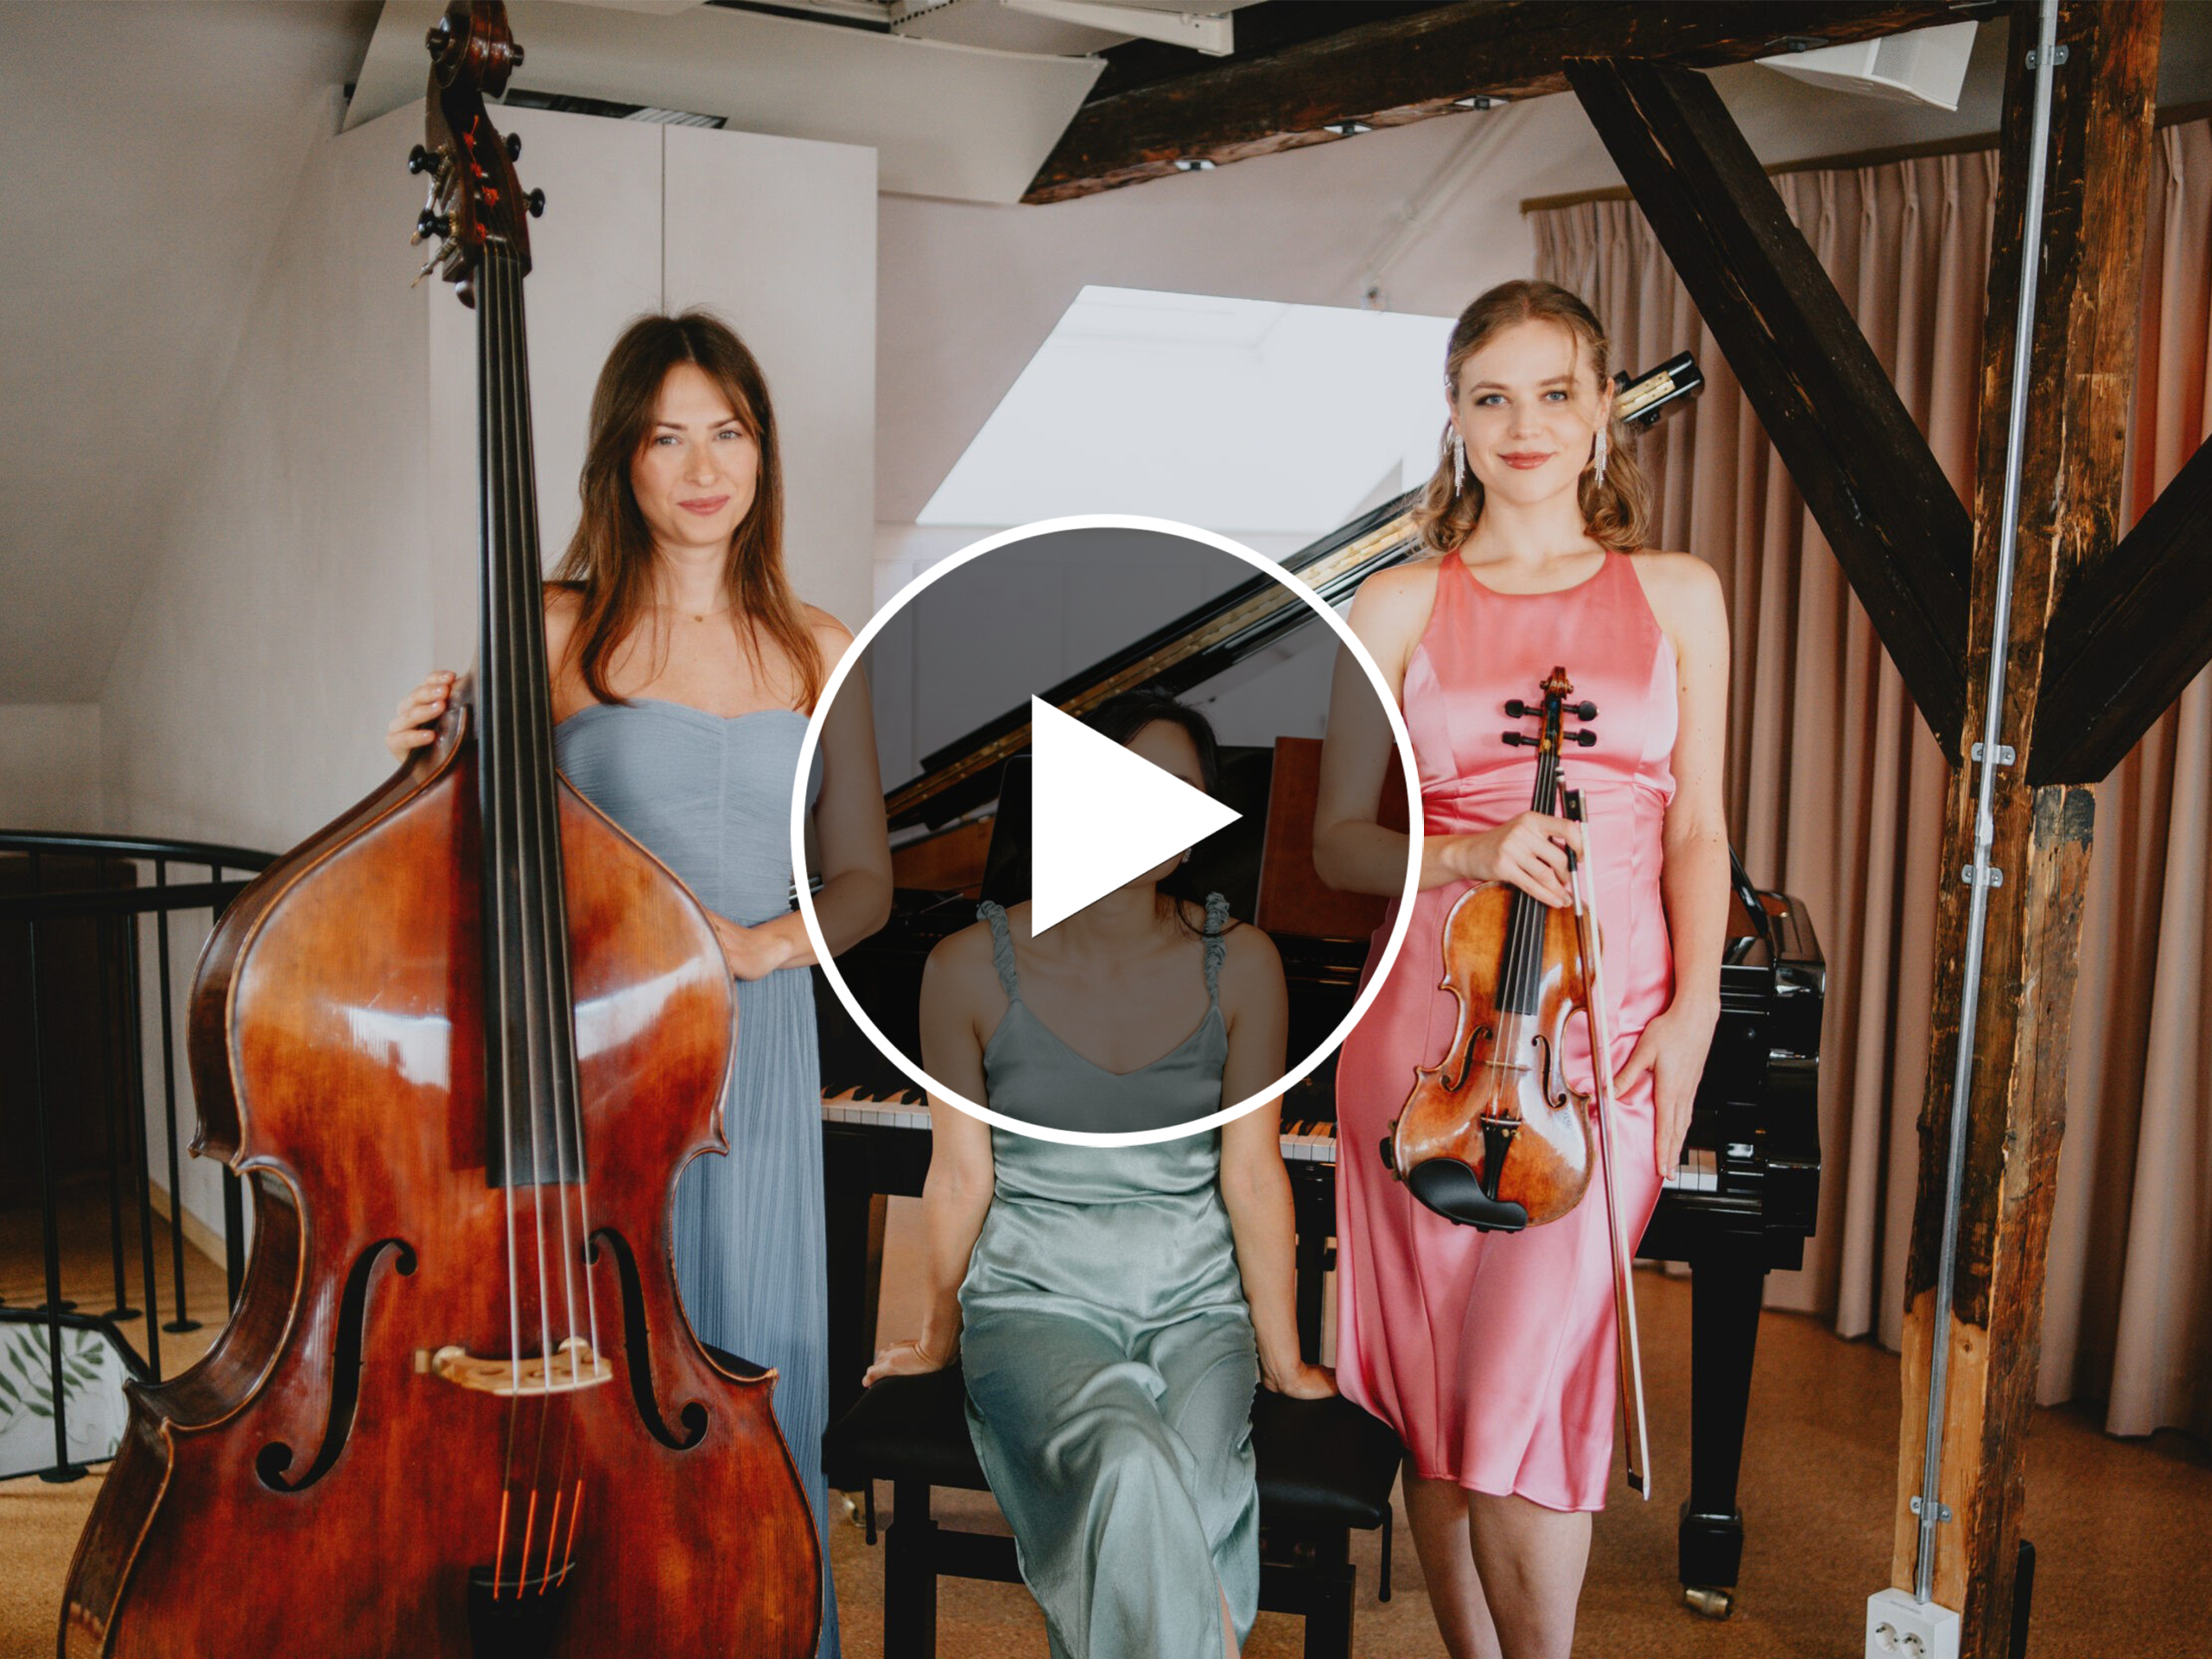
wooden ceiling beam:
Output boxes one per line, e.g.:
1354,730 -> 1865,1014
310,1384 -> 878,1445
1024,1 -> 2007,205
1567,54 -> 1974,753
2031,433 -> 2212,783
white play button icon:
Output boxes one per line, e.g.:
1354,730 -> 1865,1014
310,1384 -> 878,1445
1028,696 -> 1243,933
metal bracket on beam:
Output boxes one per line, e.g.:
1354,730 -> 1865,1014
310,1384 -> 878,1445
1961,865 -> 2005,888
1971,741 -> 2015,766
1910,1494 -> 1955,1523
1001,0 -> 1234,55
2024,44 -> 2069,68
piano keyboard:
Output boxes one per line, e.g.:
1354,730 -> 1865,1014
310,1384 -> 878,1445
823,1090 -> 1342,1166
825,1094 -> 1738,1200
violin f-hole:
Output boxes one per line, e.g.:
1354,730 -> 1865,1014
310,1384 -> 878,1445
255,1237 -> 417,1493
588,1228 -> 709,1451
1442,1023 -> 1493,1095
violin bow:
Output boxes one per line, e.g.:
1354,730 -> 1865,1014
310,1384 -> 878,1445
1561,786 -> 1653,1500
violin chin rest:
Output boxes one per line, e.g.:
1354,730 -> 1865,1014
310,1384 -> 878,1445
1405,1159 -> 1530,1234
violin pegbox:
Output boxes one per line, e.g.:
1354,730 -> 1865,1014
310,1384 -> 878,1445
409,0 -> 541,306
1502,667 -> 1598,750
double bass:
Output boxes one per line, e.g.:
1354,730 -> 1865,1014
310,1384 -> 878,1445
61,7 -> 823,1652
1379,665 -> 1652,1493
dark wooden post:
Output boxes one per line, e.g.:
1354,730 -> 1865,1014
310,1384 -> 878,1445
1891,4 -> 2161,1650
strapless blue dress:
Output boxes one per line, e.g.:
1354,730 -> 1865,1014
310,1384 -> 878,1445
555,699 -> 837,1656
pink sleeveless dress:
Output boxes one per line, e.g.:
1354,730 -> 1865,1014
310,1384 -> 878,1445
1335,549 -> 1677,1512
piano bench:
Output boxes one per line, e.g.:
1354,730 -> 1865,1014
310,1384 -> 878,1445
822,1363 -> 1403,1659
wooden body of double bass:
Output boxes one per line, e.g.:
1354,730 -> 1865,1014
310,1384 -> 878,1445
61,709 -> 823,1656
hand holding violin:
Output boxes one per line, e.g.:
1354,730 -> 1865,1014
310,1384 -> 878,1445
1427,810 -> 1584,907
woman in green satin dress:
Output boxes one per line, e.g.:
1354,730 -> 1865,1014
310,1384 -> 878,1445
865,693 -> 1336,1659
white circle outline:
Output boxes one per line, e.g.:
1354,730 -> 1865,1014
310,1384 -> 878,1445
793,513 -> 1423,1147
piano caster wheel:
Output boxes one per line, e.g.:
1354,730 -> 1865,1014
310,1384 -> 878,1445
1682,1585 -> 1734,1620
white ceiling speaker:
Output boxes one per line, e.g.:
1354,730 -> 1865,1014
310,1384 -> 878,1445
1758,20 -> 1980,111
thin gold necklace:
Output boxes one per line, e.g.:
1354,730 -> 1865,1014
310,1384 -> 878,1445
657,598 -> 734,624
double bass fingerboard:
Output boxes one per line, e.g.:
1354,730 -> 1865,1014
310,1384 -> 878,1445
473,242 -> 584,1191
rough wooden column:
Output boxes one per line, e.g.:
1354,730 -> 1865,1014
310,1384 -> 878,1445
1891,4 -> 2160,1651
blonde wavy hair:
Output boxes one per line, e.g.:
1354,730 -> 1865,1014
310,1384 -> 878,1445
1410,280 -> 1650,557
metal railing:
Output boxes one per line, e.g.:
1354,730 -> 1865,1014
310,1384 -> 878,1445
0,831 -> 273,1482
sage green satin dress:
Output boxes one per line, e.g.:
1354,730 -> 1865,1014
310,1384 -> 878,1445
958,896 -> 1260,1659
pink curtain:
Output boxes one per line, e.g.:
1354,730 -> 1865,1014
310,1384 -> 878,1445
1531,119 -> 2212,1440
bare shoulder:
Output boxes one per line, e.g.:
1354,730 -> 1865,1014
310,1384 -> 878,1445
1347,555 -> 1446,662
802,603 -> 856,654
924,917 -> 999,995
1352,556 -> 1445,618
541,582 -> 586,670
1625,550 -> 1725,634
1214,916 -> 1284,995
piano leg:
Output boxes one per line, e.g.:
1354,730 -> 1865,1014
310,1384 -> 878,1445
1678,1254 -> 1765,1618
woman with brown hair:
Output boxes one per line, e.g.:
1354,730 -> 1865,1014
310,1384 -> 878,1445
387,310 -> 892,1655
1314,279 -> 1731,1657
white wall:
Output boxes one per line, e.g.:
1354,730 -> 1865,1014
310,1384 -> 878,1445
0,704 -> 103,828
99,101 -> 876,1235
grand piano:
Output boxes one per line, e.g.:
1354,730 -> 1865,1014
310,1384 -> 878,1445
817,360 -> 1825,1617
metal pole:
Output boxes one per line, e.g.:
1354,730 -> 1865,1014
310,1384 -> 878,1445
152,861 -> 199,1333
1914,0 -> 2060,1605
29,916 -> 86,1480
124,914 -> 163,1382
99,859 -> 139,1320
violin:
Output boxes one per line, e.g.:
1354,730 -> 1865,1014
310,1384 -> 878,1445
1378,664 -> 1652,1493
1381,666 -> 1600,1232
61,7 -> 823,1652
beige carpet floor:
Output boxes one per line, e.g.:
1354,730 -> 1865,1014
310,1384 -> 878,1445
4,1194 -> 2207,1657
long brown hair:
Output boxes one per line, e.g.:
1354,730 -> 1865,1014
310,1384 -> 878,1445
1409,279 -> 1649,557
551,310 -> 824,710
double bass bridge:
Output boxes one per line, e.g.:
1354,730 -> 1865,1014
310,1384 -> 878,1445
423,1337 -> 613,1396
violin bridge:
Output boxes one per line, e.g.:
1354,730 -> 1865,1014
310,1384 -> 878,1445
430,1337 -> 613,1396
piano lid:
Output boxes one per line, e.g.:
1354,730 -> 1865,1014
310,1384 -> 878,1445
883,352 -> 1704,835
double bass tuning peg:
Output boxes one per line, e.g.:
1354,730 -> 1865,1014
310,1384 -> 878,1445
1568,700 -> 1598,721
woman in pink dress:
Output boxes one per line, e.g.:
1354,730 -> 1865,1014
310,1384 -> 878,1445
1314,280 -> 1731,1658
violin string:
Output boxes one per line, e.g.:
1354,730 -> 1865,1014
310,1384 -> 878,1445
505,241 -> 594,1380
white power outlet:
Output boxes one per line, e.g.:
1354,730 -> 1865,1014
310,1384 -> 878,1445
1866,1588 -> 1962,1659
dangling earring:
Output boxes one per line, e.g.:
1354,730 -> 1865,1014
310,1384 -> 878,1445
1592,423 -> 1610,488
1451,428 -> 1466,494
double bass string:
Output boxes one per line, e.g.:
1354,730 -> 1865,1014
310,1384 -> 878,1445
504,243 -> 595,1382
477,241 -> 530,1596
497,245 -> 593,1583
487,245 -> 581,1586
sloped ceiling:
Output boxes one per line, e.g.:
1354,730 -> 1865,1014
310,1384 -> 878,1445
0,1 -> 379,701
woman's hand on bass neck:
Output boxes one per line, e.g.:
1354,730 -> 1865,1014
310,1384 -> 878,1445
862,1337 -> 953,1388
386,670 -> 458,762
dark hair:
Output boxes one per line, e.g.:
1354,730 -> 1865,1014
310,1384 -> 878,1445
1080,688 -> 1232,938
550,309 -> 824,710
1410,278 -> 1650,557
